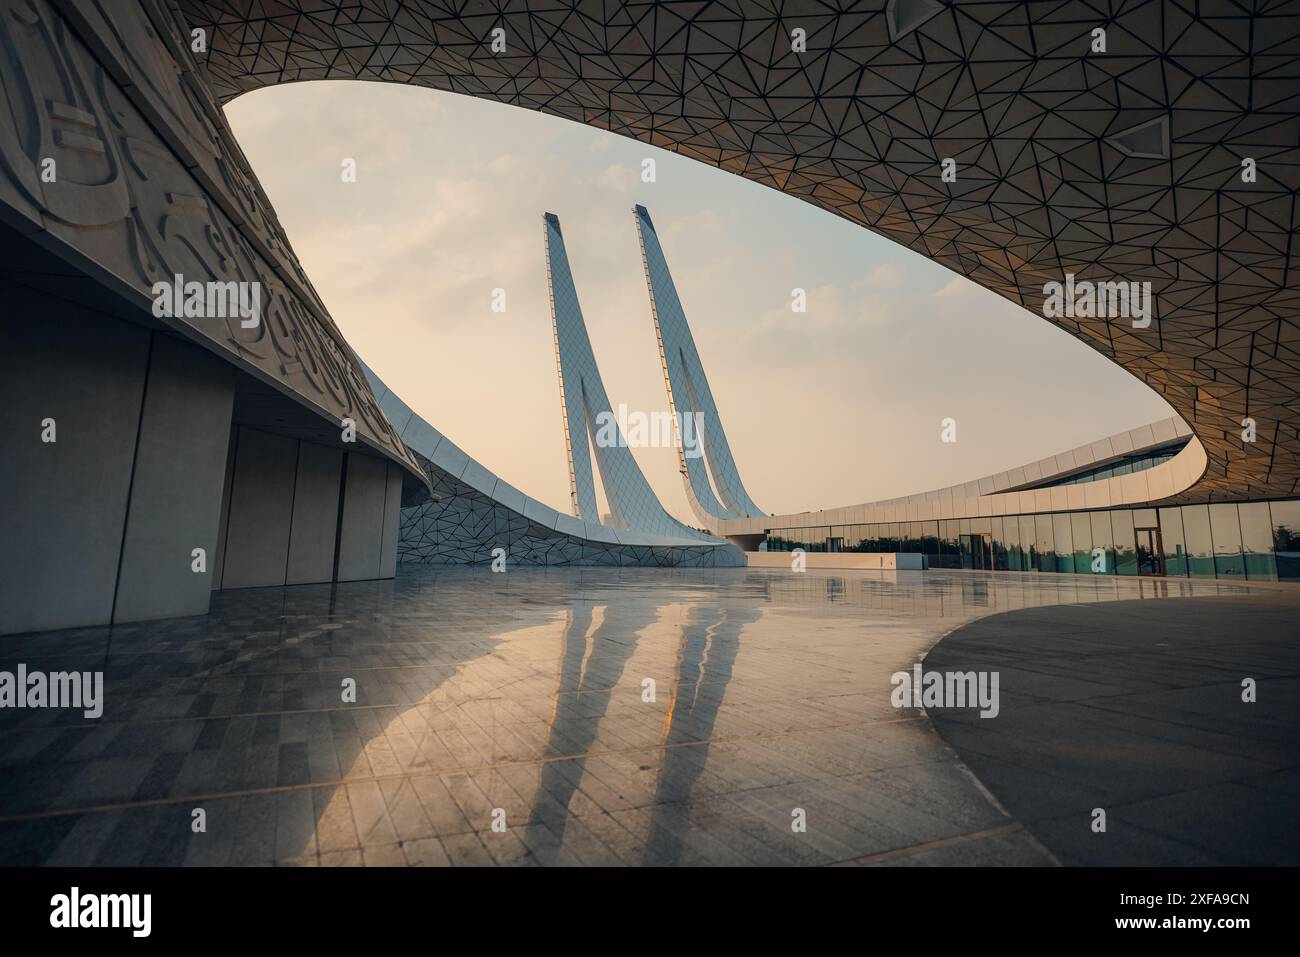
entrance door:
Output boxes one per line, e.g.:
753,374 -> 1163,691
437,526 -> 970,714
1135,527 -> 1164,576
960,533 -> 994,570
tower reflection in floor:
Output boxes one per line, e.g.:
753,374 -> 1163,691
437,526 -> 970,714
0,566 -> 1258,866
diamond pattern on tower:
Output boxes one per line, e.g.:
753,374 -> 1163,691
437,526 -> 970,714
545,212 -> 717,540
634,205 -> 765,523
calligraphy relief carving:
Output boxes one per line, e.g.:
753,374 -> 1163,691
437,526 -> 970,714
0,1 -> 129,226
0,0 -> 419,476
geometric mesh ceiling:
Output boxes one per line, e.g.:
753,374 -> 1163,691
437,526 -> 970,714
182,0 -> 1300,501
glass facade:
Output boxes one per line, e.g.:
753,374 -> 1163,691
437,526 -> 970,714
1070,512 -> 1092,573
1270,500 -> 1300,580
1209,503 -> 1245,579
1158,506 -> 1188,577
766,499 -> 1299,582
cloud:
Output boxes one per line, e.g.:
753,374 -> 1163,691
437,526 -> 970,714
861,262 -> 902,289
596,162 -> 632,192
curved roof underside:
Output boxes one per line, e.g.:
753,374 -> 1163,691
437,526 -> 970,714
184,0 -> 1300,503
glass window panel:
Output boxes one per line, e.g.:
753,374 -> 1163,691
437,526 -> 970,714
1111,509 -> 1137,575
1132,508 -> 1157,528
1071,513 -> 1092,573
992,517 -> 1009,571
1182,505 -> 1215,578
1019,516 -> 1036,571
1089,511 -> 1114,574
935,521 -> 958,568
1209,503 -> 1245,579
1158,507 -> 1188,577
1052,514 -> 1074,573
1035,514 -> 1055,572
1004,516 -> 1022,571
1271,501 -> 1300,581
1239,503 -> 1277,581
921,521 -> 941,562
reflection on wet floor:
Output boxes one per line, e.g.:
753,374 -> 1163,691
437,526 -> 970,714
0,567 -> 1259,866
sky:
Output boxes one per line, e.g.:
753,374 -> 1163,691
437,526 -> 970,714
226,81 -> 1175,520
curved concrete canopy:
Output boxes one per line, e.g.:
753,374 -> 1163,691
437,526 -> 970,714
183,0 -> 1300,504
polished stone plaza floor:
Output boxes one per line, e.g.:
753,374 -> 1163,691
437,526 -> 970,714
0,567 -> 1272,866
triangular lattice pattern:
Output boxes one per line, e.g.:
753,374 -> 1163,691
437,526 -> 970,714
182,0 -> 1300,501
399,449 -> 744,567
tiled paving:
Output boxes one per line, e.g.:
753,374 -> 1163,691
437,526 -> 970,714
0,567 -> 1263,866
926,592 -> 1300,866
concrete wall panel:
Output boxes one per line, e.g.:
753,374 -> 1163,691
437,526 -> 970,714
114,335 -> 235,624
220,427 -> 298,589
286,442 -> 343,585
336,452 -> 388,582
211,423 -> 238,589
0,290 -> 150,634
378,461 -> 403,580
